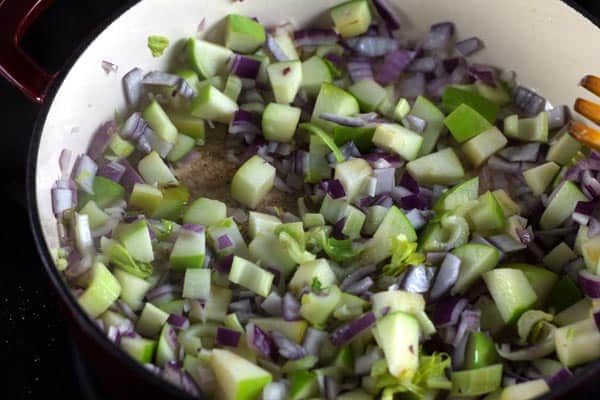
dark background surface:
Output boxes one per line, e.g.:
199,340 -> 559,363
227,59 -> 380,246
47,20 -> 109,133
1,0 -> 599,398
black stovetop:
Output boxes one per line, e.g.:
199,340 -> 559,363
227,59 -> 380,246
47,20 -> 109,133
1,0 -> 599,399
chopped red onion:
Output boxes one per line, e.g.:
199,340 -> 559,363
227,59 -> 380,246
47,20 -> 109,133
422,22 -> 454,51
345,277 -> 374,296
320,179 -> 346,199
426,252 -> 447,265
167,314 -> 190,330
266,34 -> 289,61
594,309 -> 600,332
354,347 -> 383,375
401,265 -> 435,293
262,382 -> 289,400
51,181 -> 76,216
144,128 -> 174,158
403,114 -> 427,133
319,113 -> 366,127
216,327 -> 242,347
230,55 -> 261,80
363,152 -> 404,169
123,67 -> 144,107
578,270 -> 600,299
229,109 -> 261,135
427,74 -> 453,100
101,60 -> 119,74
271,330 -> 307,360
303,328 -> 328,356
589,217 -> 600,238
487,156 -> 521,174
118,159 -> 144,193
397,72 -> 426,99
98,161 -> 126,182
565,157 -> 600,182
468,64 -> 497,87
372,0 -> 401,30
142,71 -> 181,87
546,368 -> 573,388
373,168 -> 395,195
330,312 -> 376,346
407,57 -> 437,73
340,265 -> 377,291
65,252 -> 93,279
429,253 -> 461,301
347,57 -> 374,83
293,28 -> 339,46
404,209 -> 427,230
456,37 -> 484,56
282,292 -> 301,321
346,36 -> 399,57
146,284 -> 182,302
498,143 -> 540,162
433,297 -> 468,328
162,362 -> 201,397
488,234 -> 527,253
547,105 -> 570,130
377,49 -> 417,85
261,292 -> 283,317
59,148 -> 74,178
514,86 -> 546,117
247,323 -> 274,358
87,121 -> 117,160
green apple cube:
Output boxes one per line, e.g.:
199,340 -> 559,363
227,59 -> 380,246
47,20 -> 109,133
543,242 -> 577,271
109,134 -> 135,158
492,189 -> 521,217
330,0 -> 372,38
300,285 -> 342,325
136,302 -> 170,338
156,324 -> 177,367
273,33 -> 300,60
462,127 -> 508,167
142,100 -> 178,144
289,258 -> 337,294
78,262 -> 121,318
311,83 -> 360,132
359,206 -> 417,265
129,183 -> 163,214
248,212 -> 282,239
183,268 -> 211,300
410,96 -> 445,156
207,218 -> 250,259
231,155 -> 276,209
342,205 -> 366,239
117,219 -> 154,263
289,370 -> 318,400
168,113 -> 206,144
186,38 -> 233,79
249,234 -> 296,279
184,197 -> 227,227
170,225 -> 206,270
442,86 -> 500,123
152,185 -> 190,220
267,61 -> 303,104
444,103 -> 492,143
191,84 -> 239,124
450,364 -> 503,397
507,264 -> 558,305
540,181 -> 587,229
248,318 -> 308,344
483,268 -> 538,324
406,148 -> 465,186
113,268 -> 152,311
78,176 -> 125,209
262,103 -> 301,143
301,56 -> 332,96
137,151 -> 178,186
334,158 -> 372,200
434,177 -> 479,213
223,74 -> 243,102
349,79 -> 387,112
120,336 -> 156,364
522,161 -> 560,196
546,131 -> 582,165
555,318 -> 600,367
373,312 -> 420,380
394,98 -> 411,120
580,234 -> 600,271
451,243 -> 500,295
79,200 -> 110,230
229,256 -> 274,297
372,123 -> 424,161
210,348 -> 272,400
467,191 -> 507,235
225,14 -> 266,54
167,133 -> 196,163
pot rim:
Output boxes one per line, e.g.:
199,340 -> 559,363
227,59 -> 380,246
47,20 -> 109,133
25,1 -> 600,399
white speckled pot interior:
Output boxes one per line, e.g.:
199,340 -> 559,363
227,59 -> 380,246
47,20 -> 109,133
34,0 -> 600,271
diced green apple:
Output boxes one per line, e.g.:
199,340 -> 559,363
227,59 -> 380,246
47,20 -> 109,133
461,127 -> 508,167
540,181 -> 587,230
191,84 -> 239,123
210,348 -> 272,400
372,123 -> 424,161
311,83 -> 360,132
262,103 -> 301,143
410,96 -> 445,156
167,133 -> 196,163
289,258 -> 337,294
225,14 -> 266,54
330,0 -> 372,38
142,100 -> 178,144
229,256 -> 274,297
129,183 -> 163,215
137,151 -> 178,186
451,243 -> 500,295
444,103 -> 492,143
113,268 -> 152,311
301,56 -> 332,96
406,148 -> 465,186
117,219 -> 154,263
248,212 -> 281,239
483,268 -> 538,324
371,290 -> 425,317
522,161 -> 560,196
373,312 -> 420,380
186,38 -> 233,79
78,262 -> 121,318
231,155 -> 276,209
334,158 -> 372,200
170,227 -> 206,270
183,197 -> 227,227
348,79 -> 387,112
267,61 -> 303,104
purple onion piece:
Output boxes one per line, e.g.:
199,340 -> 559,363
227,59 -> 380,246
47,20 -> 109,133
261,292 -> 283,317
319,179 -> 346,199
468,64 -> 497,88
429,253 -> 461,301
403,114 -> 427,133
400,265 -> 435,293
456,37 -> 484,56
98,161 -> 126,182
346,36 -> 399,57
230,55 -> 262,80
373,168 -> 395,195
397,72 -> 426,99
217,234 -> 234,250
293,28 -> 339,46
123,67 -> 144,107
345,277 -> 374,296
422,22 -> 454,51
547,105 -> 570,130
319,113 -> 366,127
146,284 -> 182,302
372,0 -> 402,30
167,314 -> 190,330
118,159 -> 144,193
247,323 -> 274,358
216,327 -> 242,347
407,57 -> 437,73
271,330 -> 307,360
377,49 -> 417,85
433,297 -> 468,328
498,143 -> 540,162
340,265 -> 377,291
266,34 -> 289,61
87,121 -> 117,161
330,312 -> 376,347
282,293 -> 301,321
578,270 -> 600,299
593,309 -> 600,332
514,86 -> 546,116
546,368 -> 573,388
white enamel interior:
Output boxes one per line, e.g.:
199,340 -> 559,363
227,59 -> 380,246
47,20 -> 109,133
36,0 -> 600,251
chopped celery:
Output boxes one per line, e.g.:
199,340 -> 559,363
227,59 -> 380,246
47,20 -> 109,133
116,219 -> 154,263
461,127 -> 507,167
109,134 -> 135,158
106,241 -> 153,278
303,213 -> 325,229
152,185 -> 189,220
282,355 -> 319,373
248,211 -> 282,239
349,79 -> 387,112
301,122 -> 344,162
289,258 -> 337,294
229,256 -> 274,297
342,206 -> 366,239
450,364 -> 503,397
249,233 -> 297,279
191,84 -> 239,123
167,133 -> 196,163
306,133 -> 333,183
300,285 -> 342,325
363,205 -> 388,236
78,262 -> 121,318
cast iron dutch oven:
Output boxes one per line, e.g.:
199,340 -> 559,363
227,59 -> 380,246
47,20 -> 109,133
1,0 -> 599,398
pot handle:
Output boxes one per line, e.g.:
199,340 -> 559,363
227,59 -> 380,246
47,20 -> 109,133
0,0 -> 56,103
